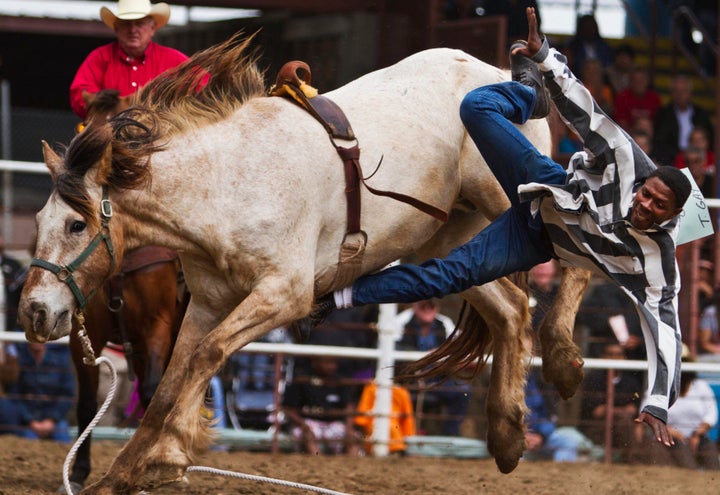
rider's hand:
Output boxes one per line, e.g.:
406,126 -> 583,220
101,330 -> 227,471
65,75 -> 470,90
636,411 -> 674,447
511,7 -> 544,59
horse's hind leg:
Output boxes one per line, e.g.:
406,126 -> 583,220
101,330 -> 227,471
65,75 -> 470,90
537,266 -> 590,399
463,279 -> 529,474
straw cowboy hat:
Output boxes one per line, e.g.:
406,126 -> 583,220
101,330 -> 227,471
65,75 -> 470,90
100,0 -> 171,30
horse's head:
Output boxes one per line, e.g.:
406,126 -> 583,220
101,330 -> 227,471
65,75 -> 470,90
78,89 -> 135,133
18,128 -> 127,343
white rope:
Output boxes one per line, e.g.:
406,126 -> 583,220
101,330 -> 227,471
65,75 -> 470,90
61,326 -> 355,495
186,465 -> 354,495
62,354 -> 117,495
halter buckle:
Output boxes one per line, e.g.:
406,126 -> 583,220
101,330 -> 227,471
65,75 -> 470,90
101,198 -> 113,219
56,267 -> 72,282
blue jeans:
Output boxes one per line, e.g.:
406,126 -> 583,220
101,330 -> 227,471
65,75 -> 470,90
0,397 -> 19,435
17,418 -> 71,443
353,82 -> 567,305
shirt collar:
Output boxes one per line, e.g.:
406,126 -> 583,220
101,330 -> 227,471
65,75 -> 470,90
114,41 -> 154,64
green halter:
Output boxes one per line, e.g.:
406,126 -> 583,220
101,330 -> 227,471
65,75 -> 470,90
30,186 -> 116,309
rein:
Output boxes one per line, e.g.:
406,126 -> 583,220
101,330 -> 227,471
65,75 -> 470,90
30,186 -> 116,309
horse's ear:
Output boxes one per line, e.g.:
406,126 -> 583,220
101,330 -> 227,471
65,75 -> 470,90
42,140 -> 65,182
118,93 -> 134,112
82,90 -> 95,106
93,144 -> 113,186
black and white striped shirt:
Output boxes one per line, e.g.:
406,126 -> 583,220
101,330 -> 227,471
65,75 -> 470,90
519,40 -> 682,423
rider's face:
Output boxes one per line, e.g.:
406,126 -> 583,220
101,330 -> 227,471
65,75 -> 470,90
629,176 -> 682,230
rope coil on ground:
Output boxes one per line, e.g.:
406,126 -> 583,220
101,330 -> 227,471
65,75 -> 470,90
62,319 -> 355,495
186,465 -> 354,495
62,354 -> 117,495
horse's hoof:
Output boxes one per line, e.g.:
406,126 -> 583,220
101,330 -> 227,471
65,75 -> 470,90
137,464 -> 186,491
78,481 -> 121,495
486,419 -> 525,475
542,346 -> 585,399
487,436 -> 523,474
495,456 -> 521,474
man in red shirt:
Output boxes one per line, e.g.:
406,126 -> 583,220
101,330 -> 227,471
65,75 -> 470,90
612,67 -> 662,131
69,0 -> 188,119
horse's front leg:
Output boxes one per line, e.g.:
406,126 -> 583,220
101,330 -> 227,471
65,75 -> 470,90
79,302 -> 211,495
537,266 -> 591,399
464,278 -> 529,474
81,277 -> 309,494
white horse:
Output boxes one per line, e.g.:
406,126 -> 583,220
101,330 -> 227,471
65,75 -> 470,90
19,34 -> 589,493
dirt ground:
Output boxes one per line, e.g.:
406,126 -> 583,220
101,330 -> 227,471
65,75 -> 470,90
0,436 -> 717,495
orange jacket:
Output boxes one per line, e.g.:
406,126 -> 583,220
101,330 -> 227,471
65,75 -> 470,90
355,381 -> 416,453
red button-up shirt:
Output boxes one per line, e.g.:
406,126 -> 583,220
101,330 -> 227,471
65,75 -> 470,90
69,41 -> 188,118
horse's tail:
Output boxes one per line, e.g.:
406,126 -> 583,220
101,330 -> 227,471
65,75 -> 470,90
398,300 -> 492,383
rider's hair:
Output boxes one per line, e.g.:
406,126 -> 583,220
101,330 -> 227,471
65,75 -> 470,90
648,166 -> 691,209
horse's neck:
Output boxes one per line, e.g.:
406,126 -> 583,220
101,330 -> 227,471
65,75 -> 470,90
117,163 -> 198,252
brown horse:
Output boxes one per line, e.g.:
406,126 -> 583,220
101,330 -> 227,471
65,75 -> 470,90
65,93 -> 187,493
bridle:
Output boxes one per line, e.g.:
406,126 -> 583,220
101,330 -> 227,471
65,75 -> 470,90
30,185 -> 116,309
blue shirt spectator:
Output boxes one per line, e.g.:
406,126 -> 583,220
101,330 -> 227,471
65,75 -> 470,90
524,368 -> 584,462
7,342 -> 75,442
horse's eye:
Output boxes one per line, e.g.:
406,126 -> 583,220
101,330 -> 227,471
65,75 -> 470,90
70,220 -> 87,233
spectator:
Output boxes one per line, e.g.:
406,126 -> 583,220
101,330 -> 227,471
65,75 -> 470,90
613,67 -> 662,131
69,0 -> 187,119
680,146 -> 714,198
697,288 -> 720,362
548,100 -> 581,158
638,350 -> 719,470
672,126 -> 716,175
566,13 -> 614,73
629,118 -> 656,161
0,343 -> 19,434
653,75 -> 714,167
577,280 -> 646,361
580,58 -> 614,115
557,124 -> 583,155
395,299 -> 471,436
528,259 -> 559,330
605,43 -> 636,95
696,259 -> 715,311
524,366 -> 585,462
580,342 -> 644,462
1,250 -> 27,333
631,116 -> 655,141
304,306 -> 378,399
282,355 -> 359,455
5,342 -> 75,442
629,128 -> 655,161
355,380 -> 416,455
525,368 -> 590,462
225,326 -> 294,430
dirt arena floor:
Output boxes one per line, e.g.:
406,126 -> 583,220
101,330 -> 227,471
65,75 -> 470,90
0,436 -> 717,495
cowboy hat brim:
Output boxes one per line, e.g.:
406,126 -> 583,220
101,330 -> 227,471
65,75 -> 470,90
100,2 -> 170,30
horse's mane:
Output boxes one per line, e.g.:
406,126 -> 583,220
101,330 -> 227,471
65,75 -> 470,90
133,31 -> 266,136
56,32 -> 266,221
